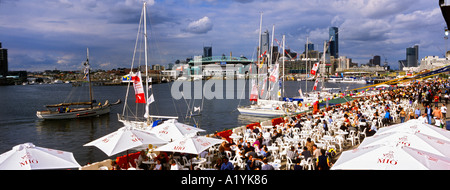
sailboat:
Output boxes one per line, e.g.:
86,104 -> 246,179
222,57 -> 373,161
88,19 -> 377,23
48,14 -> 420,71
36,49 -> 120,120
294,37 -> 356,109
118,2 -> 178,129
237,16 -> 302,117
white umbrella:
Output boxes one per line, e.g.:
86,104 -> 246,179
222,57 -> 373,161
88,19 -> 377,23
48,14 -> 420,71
150,119 -> 206,142
359,132 -> 450,157
377,119 -> 450,141
0,143 -> 80,170
375,84 -> 390,88
84,126 -> 167,156
331,144 -> 450,170
154,136 -> 225,155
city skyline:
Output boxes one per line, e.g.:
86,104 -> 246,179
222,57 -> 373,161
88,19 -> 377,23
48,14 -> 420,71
0,0 -> 447,72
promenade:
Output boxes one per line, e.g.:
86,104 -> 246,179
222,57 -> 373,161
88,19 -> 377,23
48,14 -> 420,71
79,79 -> 450,170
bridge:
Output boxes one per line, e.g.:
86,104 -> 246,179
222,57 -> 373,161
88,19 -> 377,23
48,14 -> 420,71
187,56 -> 255,65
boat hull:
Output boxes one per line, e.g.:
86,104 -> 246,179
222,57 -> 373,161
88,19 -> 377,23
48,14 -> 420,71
237,107 -> 290,117
36,105 -> 111,120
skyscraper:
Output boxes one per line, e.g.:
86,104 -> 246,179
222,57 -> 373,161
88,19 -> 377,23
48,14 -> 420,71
406,45 -> 419,67
328,27 -> 339,58
373,55 -> 381,66
0,42 -> 7,78
260,30 -> 270,56
305,42 -> 314,52
203,46 -> 212,58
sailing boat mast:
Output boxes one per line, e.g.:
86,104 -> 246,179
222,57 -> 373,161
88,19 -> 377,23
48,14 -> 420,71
143,2 -> 151,123
305,37 -> 309,93
266,24 -> 275,100
84,48 -> 93,109
269,24 -> 274,66
282,35 -> 285,98
257,12 -> 263,66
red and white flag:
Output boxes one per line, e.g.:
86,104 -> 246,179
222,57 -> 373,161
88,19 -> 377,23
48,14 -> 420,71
132,72 -> 146,104
313,78 -> 319,91
311,62 -> 319,75
259,50 -> 267,58
250,79 -> 258,102
269,64 -> 279,82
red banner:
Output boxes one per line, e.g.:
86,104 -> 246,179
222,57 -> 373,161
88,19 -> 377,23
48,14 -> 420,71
132,72 -> 146,103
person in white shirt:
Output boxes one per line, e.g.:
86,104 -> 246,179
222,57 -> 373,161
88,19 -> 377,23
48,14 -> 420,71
418,113 -> 428,124
153,159 -> 162,170
170,159 -> 179,170
435,117 -> 443,128
441,104 -> 447,121
367,120 -> 378,136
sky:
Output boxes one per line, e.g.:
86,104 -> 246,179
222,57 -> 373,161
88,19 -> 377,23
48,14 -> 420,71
0,0 -> 447,71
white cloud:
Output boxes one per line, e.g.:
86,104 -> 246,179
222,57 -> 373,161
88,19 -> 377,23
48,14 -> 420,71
393,8 -> 442,29
184,16 -> 213,34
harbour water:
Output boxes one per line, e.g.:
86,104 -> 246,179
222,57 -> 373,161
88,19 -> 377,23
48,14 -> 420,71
0,80 -> 366,165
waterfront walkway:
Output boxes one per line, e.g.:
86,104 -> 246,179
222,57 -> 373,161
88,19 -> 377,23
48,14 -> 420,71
81,79 -> 450,170
207,79 -> 450,170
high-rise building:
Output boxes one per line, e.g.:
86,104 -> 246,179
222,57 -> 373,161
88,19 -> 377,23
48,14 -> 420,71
0,42 -> 7,78
406,45 -> 419,67
373,55 -> 381,66
203,46 -> 212,58
328,27 -> 339,58
305,42 -> 314,53
260,30 -> 270,56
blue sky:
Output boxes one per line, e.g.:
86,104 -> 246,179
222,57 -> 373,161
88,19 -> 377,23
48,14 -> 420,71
0,0 -> 447,71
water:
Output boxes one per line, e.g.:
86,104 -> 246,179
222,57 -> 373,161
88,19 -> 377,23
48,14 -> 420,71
0,80 -> 366,165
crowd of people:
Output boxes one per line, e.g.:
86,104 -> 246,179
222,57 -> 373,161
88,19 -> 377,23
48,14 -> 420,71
106,79 -> 450,170
209,79 -> 450,170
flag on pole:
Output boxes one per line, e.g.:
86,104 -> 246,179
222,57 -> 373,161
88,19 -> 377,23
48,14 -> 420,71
122,74 -> 131,82
144,94 -> 154,118
313,78 -> 319,91
259,50 -> 267,58
83,65 -> 90,81
132,72 -> 146,103
250,79 -> 258,102
269,64 -> 279,82
148,94 -> 155,104
311,62 -> 319,75
260,78 -> 266,96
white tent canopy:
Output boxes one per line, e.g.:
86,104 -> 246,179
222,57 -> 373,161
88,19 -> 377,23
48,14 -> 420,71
331,144 -> 450,170
154,136 -> 225,155
0,143 -> 81,170
84,126 -> 167,156
359,131 -> 450,157
377,119 -> 450,141
149,119 -> 205,142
